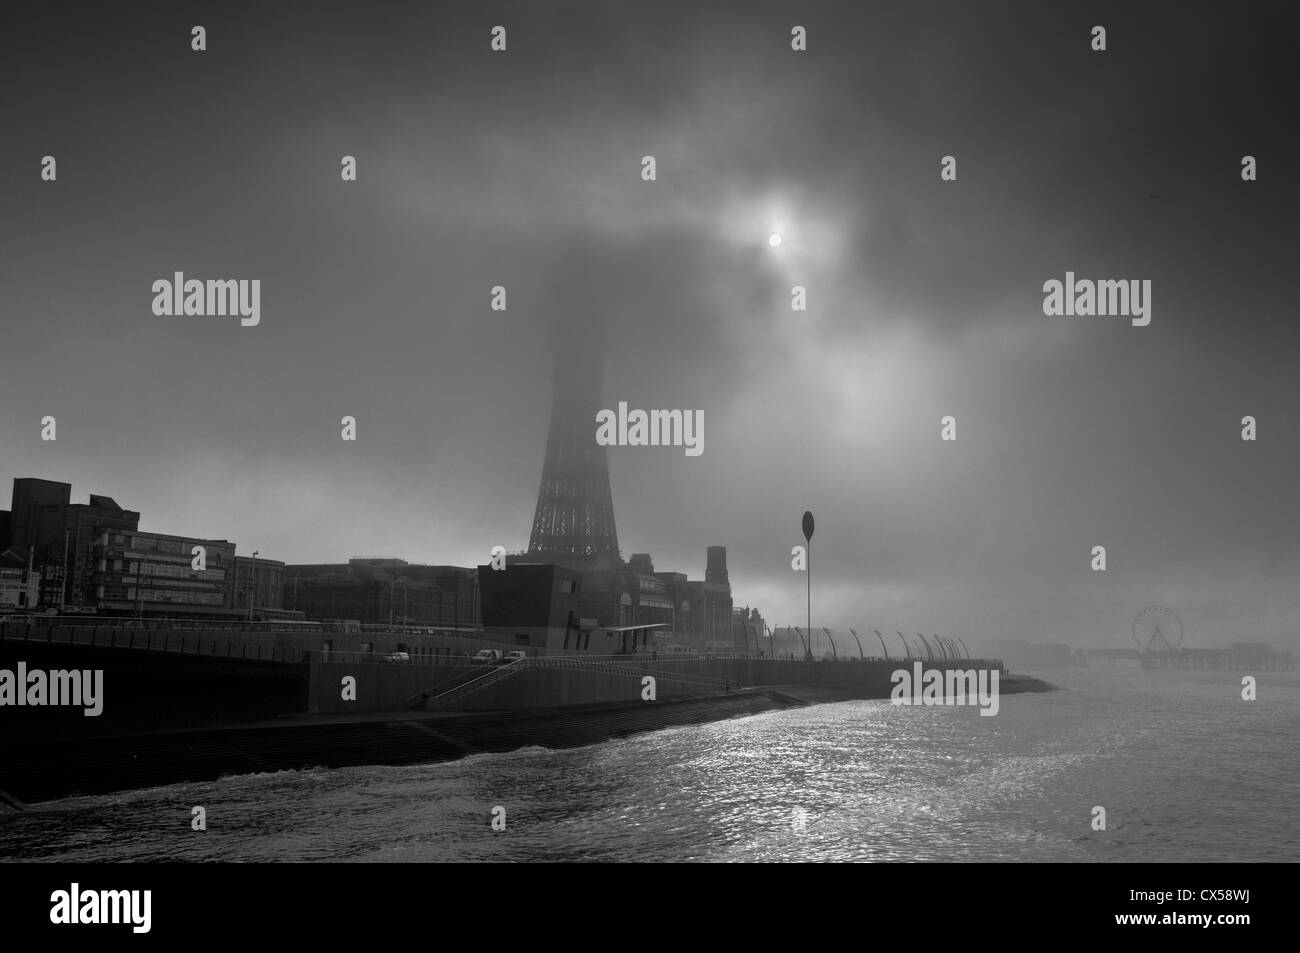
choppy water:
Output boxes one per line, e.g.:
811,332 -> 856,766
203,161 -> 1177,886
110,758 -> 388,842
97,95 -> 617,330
2,667 -> 1297,862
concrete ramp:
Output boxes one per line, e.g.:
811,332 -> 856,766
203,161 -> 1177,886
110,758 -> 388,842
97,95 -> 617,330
415,656 -> 739,711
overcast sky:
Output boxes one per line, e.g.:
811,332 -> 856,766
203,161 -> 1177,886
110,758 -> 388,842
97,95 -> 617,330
2,1 -> 1297,650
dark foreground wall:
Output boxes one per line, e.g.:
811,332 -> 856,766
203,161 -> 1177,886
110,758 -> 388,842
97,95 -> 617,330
0,640 -> 308,739
307,657 -> 1010,714
0,689 -> 812,805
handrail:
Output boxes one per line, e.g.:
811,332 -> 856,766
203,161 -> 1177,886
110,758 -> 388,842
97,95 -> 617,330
0,615 -> 500,640
0,621 -> 301,663
0,622 -> 1010,675
413,660 -> 532,707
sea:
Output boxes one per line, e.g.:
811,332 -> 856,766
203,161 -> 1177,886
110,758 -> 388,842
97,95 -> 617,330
2,666 -> 1296,862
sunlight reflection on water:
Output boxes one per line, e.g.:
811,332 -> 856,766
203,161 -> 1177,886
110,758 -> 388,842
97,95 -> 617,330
3,668 -> 1297,862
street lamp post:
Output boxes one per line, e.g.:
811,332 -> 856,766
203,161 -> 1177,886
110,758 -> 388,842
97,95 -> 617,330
135,555 -> 149,619
245,551 -> 258,624
246,553 -> 257,621
801,511 -> 814,661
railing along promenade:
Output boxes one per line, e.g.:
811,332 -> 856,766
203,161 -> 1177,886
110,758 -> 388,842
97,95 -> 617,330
0,618 -> 303,663
1,616 -> 1011,679
0,615 -> 511,665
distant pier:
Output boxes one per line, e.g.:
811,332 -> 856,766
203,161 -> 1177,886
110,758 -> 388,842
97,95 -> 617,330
1139,648 -> 1294,671
1084,646 -> 1295,671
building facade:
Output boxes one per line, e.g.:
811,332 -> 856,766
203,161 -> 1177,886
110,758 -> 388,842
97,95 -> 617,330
479,546 -> 743,655
2,479 -> 143,608
93,529 -> 236,615
231,555 -> 286,617
1,477 -> 283,618
284,559 -> 480,628
0,557 -> 39,612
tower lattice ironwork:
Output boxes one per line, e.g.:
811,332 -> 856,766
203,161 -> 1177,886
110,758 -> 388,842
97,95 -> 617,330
527,359 -> 620,561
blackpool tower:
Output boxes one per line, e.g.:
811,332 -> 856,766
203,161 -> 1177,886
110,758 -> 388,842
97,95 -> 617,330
526,242 -> 621,567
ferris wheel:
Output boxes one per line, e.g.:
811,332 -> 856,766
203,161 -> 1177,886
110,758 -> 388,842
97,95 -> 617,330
1133,606 -> 1183,652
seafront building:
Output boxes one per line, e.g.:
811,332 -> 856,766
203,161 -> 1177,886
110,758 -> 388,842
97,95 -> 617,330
0,477 -> 287,619
95,530 -> 235,613
0,551 -> 39,610
282,559 -> 479,629
232,555 -> 286,618
477,545 -> 743,655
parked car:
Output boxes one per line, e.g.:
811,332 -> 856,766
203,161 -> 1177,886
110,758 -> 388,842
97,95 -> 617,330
382,652 -> 410,663
472,649 -> 504,665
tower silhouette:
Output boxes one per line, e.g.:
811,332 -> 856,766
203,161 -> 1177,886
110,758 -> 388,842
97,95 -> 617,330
526,237 -> 621,566
527,356 -> 620,563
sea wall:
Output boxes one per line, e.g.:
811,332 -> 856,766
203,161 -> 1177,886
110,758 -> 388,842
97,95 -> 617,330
0,638 -> 308,738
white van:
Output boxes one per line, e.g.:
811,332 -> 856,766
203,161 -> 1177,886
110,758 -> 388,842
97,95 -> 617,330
472,649 -> 504,665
